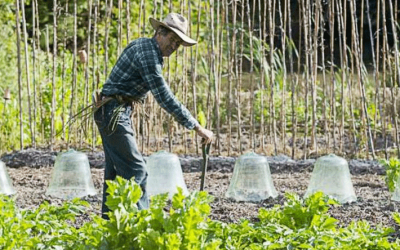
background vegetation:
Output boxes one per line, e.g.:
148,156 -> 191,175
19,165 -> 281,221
1,0 -> 400,160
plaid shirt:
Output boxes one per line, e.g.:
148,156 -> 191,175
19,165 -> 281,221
102,37 -> 199,130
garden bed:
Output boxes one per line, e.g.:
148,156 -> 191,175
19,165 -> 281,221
2,149 -> 400,240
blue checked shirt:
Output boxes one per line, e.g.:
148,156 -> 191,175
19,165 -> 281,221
102,37 -> 199,130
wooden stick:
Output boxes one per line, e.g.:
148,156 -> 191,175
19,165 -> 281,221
20,0 -> 34,147
15,0 -> 23,150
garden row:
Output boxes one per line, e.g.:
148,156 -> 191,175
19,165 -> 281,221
1,176 -> 400,250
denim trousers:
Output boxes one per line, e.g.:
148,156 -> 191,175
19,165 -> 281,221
94,99 -> 149,219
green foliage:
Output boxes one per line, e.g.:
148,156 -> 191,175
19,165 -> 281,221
394,212 -> 400,226
0,1 -> 16,89
258,192 -> 339,230
380,158 -> 400,192
0,194 -> 89,249
97,176 -> 218,249
1,180 -> 400,249
197,110 -> 207,127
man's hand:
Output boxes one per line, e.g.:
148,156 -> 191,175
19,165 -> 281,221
194,125 -> 214,144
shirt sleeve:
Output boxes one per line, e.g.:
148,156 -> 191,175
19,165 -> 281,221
138,56 -> 199,130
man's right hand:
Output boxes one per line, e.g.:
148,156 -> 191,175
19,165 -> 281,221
194,125 -> 214,144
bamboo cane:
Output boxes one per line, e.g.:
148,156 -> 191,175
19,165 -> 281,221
300,0 -> 309,159
50,0 -> 57,150
209,0 -> 220,154
67,0 -> 78,147
311,0 -> 321,155
20,0 -> 34,147
118,0 -> 122,55
237,0 -> 245,154
350,0 -> 376,159
85,0 -> 93,148
382,0 -> 390,157
15,0 -> 23,150
268,0 -> 277,155
318,0 -> 329,155
61,1 -> 69,143
126,0 -> 131,42
227,0 -> 236,156
387,0 -> 400,157
294,0 -> 303,159
31,0 -> 38,148
217,0 -> 224,155
245,0 -> 255,151
366,0 -> 382,156
259,0 -> 266,153
104,0 -> 112,76
288,0 -> 296,159
278,0 -> 287,154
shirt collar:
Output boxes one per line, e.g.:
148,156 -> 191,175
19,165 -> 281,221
151,37 -> 164,65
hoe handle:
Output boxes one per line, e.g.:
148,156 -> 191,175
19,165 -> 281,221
200,139 -> 211,191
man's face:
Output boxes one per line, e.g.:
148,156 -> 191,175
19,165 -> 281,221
158,32 -> 183,57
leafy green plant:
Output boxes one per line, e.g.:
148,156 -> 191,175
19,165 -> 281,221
93,176 -> 220,249
380,158 -> 400,192
0,194 -> 89,249
1,179 -> 400,249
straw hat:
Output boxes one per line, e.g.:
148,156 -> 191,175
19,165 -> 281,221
149,13 -> 197,47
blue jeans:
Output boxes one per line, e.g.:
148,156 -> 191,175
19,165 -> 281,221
94,99 -> 149,219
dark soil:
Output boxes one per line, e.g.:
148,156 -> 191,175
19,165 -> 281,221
1,149 -> 400,240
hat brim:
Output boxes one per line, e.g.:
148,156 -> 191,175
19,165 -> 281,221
150,17 -> 197,47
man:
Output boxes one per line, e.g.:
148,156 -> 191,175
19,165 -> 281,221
94,13 -> 214,219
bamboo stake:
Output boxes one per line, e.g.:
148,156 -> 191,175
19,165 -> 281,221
300,0 -> 309,159
348,33 -> 358,155
366,0 -> 382,155
382,0 -> 390,157
205,1 -> 212,141
166,0 -> 172,152
374,0 -> 386,158
50,0 -> 57,150
318,0 -> 329,155
350,0 -> 376,159
217,0 -> 224,155
104,0 -> 113,76
31,0 -> 38,147
311,0 -> 320,155
268,0 -> 277,155
138,0 -> 143,36
118,0 -> 122,55
20,0 -> 34,147
61,0 -> 69,142
278,0 -> 287,154
67,0 -> 78,147
288,0 -> 296,159
126,0 -> 131,42
190,0 -> 202,155
182,0 -> 188,155
387,0 -> 400,157
244,0 -> 254,150
15,0 -> 23,150
209,0 -> 220,153
44,26 -> 50,143
360,0 -> 365,56
329,0 -> 336,154
336,0 -> 346,153
228,0 -> 237,156
294,0 -> 303,159
237,0 -> 245,154
85,0 -> 93,148
92,0 -> 99,148
259,0 -> 266,152
34,0 -> 42,145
